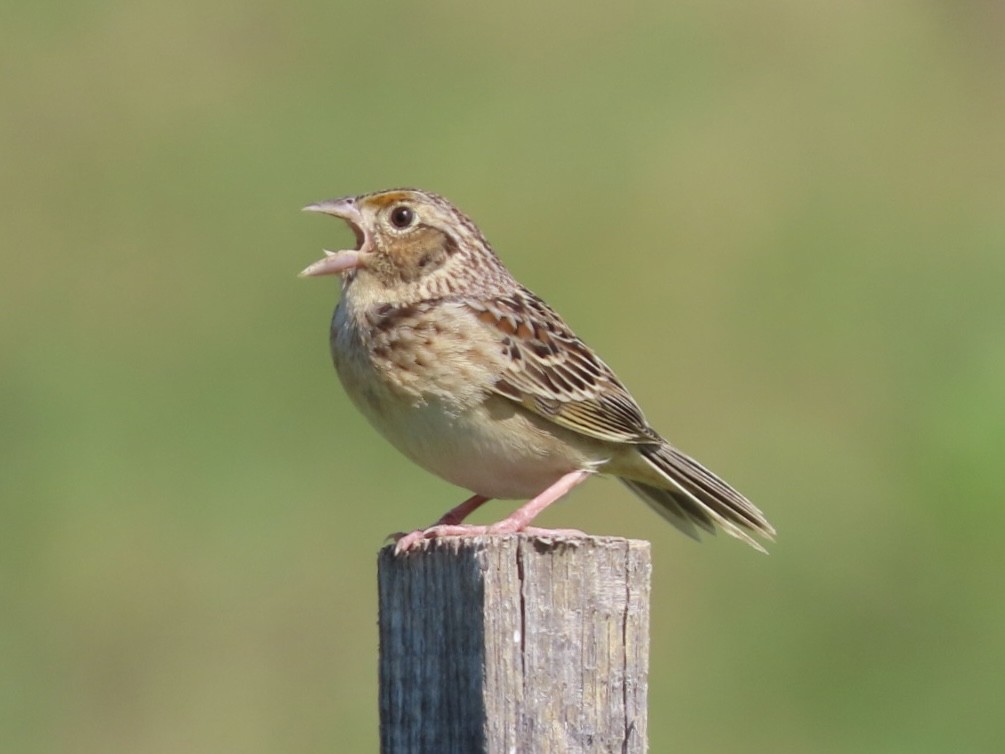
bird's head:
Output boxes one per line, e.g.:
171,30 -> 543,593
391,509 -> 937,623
301,188 -> 509,301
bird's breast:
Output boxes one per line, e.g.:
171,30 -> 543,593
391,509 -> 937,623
328,297 -> 609,498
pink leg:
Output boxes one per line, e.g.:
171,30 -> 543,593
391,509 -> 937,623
393,470 -> 592,554
436,494 -> 491,526
390,494 -> 491,551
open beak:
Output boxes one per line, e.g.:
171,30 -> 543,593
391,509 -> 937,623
299,197 -> 367,277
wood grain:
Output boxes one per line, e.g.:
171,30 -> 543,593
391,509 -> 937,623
378,535 -> 650,753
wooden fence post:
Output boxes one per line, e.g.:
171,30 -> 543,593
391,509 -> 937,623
378,535 -> 651,754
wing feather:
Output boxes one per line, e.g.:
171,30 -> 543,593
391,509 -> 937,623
465,290 -> 658,445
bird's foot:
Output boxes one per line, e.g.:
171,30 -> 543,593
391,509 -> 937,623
392,524 -> 490,555
515,526 -> 588,539
391,523 -> 588,555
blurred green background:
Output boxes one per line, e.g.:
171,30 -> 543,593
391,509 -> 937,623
3,1 -> 1003,751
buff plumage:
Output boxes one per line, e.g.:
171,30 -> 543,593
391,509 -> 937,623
302,188 -> 775,553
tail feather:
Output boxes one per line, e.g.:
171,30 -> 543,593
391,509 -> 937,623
619,479 -> 709,540
626,444 -> 776,552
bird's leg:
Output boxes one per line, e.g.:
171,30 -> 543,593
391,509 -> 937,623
436,493 -> 491,526
393,470 -> 591,554
485,470 -> 590,534
389,494 -> 490,552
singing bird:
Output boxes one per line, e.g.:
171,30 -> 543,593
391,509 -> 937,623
301,189 -> 775,553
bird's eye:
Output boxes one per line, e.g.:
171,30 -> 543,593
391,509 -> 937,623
389,206 -> 414,229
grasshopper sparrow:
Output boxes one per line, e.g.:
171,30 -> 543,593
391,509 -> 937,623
301,188 -> 775,553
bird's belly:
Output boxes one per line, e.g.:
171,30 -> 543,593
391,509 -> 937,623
331,303 -> 609,499
360,390 -> 599,499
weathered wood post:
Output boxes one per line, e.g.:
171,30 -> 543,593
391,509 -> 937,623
378,535 -> 651,754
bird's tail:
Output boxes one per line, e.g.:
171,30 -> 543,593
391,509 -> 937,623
621,444 -> 776,552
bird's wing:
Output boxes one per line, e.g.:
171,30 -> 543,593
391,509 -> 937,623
464,289 -> 659,445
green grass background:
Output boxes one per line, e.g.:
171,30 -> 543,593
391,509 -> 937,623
3,1 -> 1003,751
